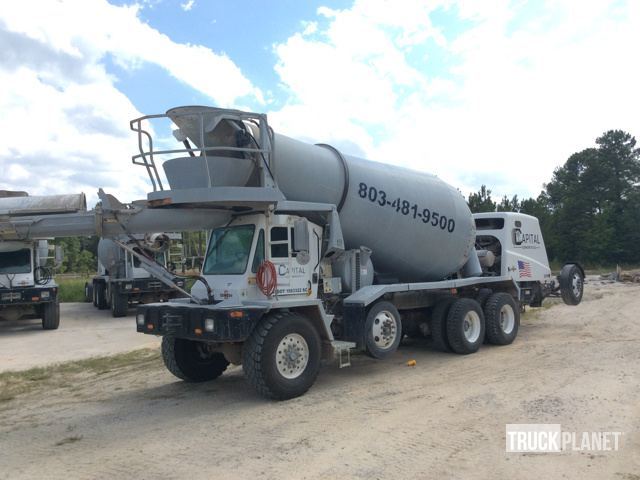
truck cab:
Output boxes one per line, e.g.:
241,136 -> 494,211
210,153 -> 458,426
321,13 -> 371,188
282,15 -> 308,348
0,240 -> 60,329
190,214 -> 322,304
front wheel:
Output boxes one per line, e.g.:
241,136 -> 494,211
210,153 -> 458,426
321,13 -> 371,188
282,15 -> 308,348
559,264 -> 584,305
242,312 -> 321,400
111,290 -> 128,318
95,282 -> 108,310
42,301 -> 60,330
162,336 -> 229,382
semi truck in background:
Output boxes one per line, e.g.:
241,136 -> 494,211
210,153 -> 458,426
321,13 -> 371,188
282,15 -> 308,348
129,106 -> 585,400
0,191 -> 74,330
85,233 -> 187,318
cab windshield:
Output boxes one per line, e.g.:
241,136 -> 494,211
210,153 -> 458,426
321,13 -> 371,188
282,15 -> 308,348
132,249 -> 166,268
0,249 -> 31,274
203,225 -> 255,275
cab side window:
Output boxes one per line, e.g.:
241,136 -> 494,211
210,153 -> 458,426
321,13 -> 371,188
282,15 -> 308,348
270,227 -> 288,258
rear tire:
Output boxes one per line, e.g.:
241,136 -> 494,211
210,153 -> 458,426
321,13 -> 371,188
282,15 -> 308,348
84,283 -> 93,303
429,297 -> 455,352
446,298 -> 485,355
484,293 -> 519,345
42,301 -> 60,330
162,336 -> 229,382
559,264 -> 584,305
92,282 -> 98,307
95,282 -> 108,310
476,288 -> 493,309
111,289 -> 128,317
242,312 -> 321,400
364,301 -> 402,359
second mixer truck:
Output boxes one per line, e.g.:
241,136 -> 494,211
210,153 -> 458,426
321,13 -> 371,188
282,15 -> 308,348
86,234 -> 186,317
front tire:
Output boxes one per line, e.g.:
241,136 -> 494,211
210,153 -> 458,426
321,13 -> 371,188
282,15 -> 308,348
162,336 -> 229,382
42,301 -> 60,330
446,298 -> 485,355
111,290 -> 128,318
364,301 -> 402,359
484,293 -> 519,345
242,312 -> 321,400
559,264 -> 584,305
95,282 -> 108,310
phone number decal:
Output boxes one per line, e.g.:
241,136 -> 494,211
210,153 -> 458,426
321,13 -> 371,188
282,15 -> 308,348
357,182 -> 456,233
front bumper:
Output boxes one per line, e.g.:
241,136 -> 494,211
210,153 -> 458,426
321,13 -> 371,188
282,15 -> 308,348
116,278 -> 185,296
136,303 -> 266,342
0,287 -> 57,306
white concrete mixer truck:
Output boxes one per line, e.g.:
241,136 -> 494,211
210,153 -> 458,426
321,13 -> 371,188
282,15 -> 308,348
86,233 -> 186,318
126,106 -> 584,400
0,191 -> 77,330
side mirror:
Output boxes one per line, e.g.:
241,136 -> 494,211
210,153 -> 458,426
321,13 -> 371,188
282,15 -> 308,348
293,219 -> 310,253
54,245 -> 64,267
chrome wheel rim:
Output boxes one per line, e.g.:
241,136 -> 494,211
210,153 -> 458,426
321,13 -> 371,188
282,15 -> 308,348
499,304 -> 515,334
371,310 -> 398,350
276,333 -> 309,379
462,311 -> 481,343
572,273 -> 582,297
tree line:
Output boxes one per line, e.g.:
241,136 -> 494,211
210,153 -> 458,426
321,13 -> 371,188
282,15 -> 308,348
468,130 -> 640,266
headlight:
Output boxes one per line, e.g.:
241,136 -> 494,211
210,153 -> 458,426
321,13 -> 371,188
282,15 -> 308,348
136,313 -> 146,326
176,281 -> 184,287
204,318 -> 214,332
125,284 -> 133,290
40,291 -> 50,299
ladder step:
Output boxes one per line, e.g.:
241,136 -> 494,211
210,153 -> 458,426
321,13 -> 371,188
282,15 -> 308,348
331,340 -> 355,368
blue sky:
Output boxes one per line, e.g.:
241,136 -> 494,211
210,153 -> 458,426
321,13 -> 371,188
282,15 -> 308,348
107,0 -> 353,113
1,0 -> 639,205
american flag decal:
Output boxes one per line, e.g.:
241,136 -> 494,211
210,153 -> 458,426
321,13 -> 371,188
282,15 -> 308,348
517,260 -> 532,278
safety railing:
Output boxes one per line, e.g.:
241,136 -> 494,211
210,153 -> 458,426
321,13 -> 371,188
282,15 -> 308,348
129,107 -> 275,192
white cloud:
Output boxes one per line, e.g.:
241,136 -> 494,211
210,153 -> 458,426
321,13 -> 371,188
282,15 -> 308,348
181,0 -> 195,12
0,0 -> 261,205
269,0 -> 640,199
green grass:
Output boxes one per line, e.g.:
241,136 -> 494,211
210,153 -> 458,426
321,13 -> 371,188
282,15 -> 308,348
56,276 -> 90,303
55,275 -> 198,302
0,348 -> 160,404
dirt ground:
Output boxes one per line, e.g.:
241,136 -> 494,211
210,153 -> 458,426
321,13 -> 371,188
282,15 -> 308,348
0,303 -> 159,372
0,280 -> 638,479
